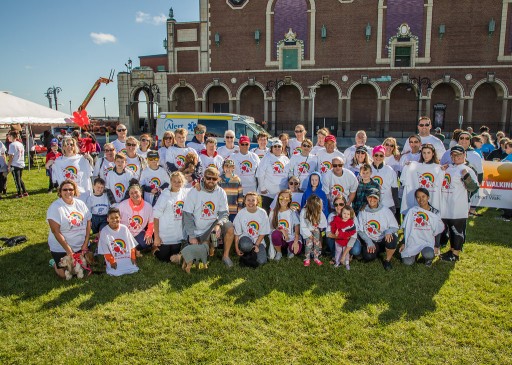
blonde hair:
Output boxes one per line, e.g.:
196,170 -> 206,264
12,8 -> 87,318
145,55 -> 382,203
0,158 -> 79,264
126,136 -> 139,146
304,195 -> 322,227
383,137 -> 400,159
243,191 -> 261,206
170,171 -> 186,185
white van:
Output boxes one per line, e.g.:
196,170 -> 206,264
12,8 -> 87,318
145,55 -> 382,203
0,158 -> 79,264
155,112 -> 270,148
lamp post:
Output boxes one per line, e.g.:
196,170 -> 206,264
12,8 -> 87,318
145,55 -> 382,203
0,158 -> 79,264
137,81 -> 161,134
50,86 -> 62,111
44,90 -> 53,109
103,97 -> 107,119
69,100 -> 72,114
407,76 -> 432,121
265,79 -> 285,136
125,58 -> 132,73
308,86 -> 319,143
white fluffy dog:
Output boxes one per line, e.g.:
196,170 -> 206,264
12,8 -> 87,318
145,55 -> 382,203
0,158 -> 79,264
58,254 -> 86,280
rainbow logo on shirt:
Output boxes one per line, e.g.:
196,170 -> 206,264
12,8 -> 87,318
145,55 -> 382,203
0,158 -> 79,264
150,177 -> 161,189
298,162 -> 310,174
247,221 -> 260,237
366,220 -> 381,235
272,161 -> 285,174
443,173 -> 451,189
127,164 -> 138,173
294,147 -> 303,155
372,176 -> 383,186
63,166 -> 78,180
414,211 -> 429,227
68,211 -> 84,227
320,161 -> 332,173
290,201 -> 301,211
278,219 -> 289,230
120,148 -> 127,155
129,215 -> 143,230
112,239 -> 127,254
174,201 -> 184,218
419,172 -> 435,189
240,160 -> 253,174
114,183 -> 125,198
175,155 -> 186,168
331,184 -> 345,197
202,201 -> 215,217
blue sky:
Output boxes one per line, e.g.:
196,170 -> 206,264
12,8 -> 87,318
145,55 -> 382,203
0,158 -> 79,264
0,0 -> 199,118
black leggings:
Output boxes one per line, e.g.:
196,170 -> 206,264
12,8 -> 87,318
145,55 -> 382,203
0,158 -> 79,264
154,243 -> 181,262
0,172 -> 7,194
11,167 -> 27,195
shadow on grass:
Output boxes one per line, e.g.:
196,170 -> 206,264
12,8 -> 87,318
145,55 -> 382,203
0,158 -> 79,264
466,208 -> 512,248
0,242 -> 453,323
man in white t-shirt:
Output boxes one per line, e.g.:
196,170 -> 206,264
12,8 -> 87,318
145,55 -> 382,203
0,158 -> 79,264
7,131 -> 28,197
402,117 -> 446,159
183,167 -> 235,267
112,124 -> 128,153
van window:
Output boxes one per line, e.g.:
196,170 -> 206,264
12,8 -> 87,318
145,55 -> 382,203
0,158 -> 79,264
235,123 -> 257,142
198,119 -> 229,138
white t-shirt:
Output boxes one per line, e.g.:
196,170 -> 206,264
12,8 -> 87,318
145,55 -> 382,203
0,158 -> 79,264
183,187 -> 229,237
299,209 -> 327,239
440,149 -> 483,175
217,145 -> 239,160
344,145 -> 373,167
402,134 -> 446,160
47,198 -> 91,253
83,192 -> 110,216
118,199 -> 154,238
399,151 -> 421,171
287,153 -> 318,191
269,209 -> 300,242
231,151 -> 260,194
400,206 -> 444,258
7,140 -> 25,168
257,154 -> 290,197
105,169 -> 135,203
112,139 -> 126,154
311,145 -> 325,156
126,155 -> 143,180
357,206 -> 399,242
93,157 -> 116,181
384,155 -> 401,173
250,147 -> 269,159
98,224 -> 139,276
322,169 -> 359,207
316,149 -> 345,176
0,141 -> 7,171
371,164 -> 398,209
288,138 -> 304,155
52,155 -> 93,195
139,166 -> 171,204
165,146 -> 198,170
400,162 -> 444,215
153,188 -> 190,244
199,152 -> 224,176
441,164 -> 477,219
158,146 -> 169,168
233,207 -> 270,244
187,141 -> 205,153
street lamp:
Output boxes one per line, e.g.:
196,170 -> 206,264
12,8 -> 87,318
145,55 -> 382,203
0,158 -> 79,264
407,76 -> 432,121
46,86 -> 61,110
125,58 -> 132,73
44,90 -> 53,109
265,79 -> 285,136
308,86 -> 319,143
137,81 -> 161,134
103,97 -> 107,119
69,100 -> 72,114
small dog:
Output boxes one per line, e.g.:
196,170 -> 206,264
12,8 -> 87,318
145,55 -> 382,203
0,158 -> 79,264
170,243 -> 209,274
59,253 -> 87,280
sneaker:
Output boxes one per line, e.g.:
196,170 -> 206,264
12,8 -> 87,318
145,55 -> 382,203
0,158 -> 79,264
222,256 -> 233,268
313,258 -> 323,266
274,252 -> 282,261
16,195 -> 23,199
425,259 -> 433,267
23,192 -> 29,197
287,252 -> 294,259
382,259 -> 393,271
47,189 -> 53,194
303,259 -> 310,267
345,263 -> 351,271
49,259 -> 55,267
441,251 -> 459,262
333,263 -> 340,268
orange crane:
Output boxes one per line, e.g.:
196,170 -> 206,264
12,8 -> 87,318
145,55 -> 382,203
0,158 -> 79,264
77,69 -> 115,112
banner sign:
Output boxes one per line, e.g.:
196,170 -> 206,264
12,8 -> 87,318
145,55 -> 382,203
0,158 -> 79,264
470,161 -> 512,209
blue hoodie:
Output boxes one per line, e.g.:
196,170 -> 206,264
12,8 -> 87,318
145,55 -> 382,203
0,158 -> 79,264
301,172 -> 330,218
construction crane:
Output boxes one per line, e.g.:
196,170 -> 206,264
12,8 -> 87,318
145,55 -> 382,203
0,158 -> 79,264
77,69 -> 115,112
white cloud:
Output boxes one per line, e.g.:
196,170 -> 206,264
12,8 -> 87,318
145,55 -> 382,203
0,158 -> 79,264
135,11 -> 167,25
24,65 -> 33,70
90,32 -> 117,45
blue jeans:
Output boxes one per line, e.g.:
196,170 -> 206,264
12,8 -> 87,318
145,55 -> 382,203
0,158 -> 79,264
326,237 -> 361,258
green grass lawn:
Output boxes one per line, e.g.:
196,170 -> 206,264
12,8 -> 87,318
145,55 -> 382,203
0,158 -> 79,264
0,169 -> 511,364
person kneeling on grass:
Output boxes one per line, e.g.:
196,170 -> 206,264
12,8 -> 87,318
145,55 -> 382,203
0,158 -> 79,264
400,188 -> 445,267
98,208 -> 139,276
234,192 -> 270,267
356,188 -> 399,271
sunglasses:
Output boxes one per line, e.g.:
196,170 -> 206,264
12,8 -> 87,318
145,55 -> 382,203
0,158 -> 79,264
126,143 -> 137,147
302,144 -> 312,148
61,188 -> 74,192
225,136 -> 234,139
204,176 -> 218,181
459,137 -> 470,140
117,128 -> 127,132
240,143 -> 249,146
279,196 -> 290,200
63,143 -> 74,147
334,203 -> 345,207
195,130 -> 205,134
295,130 -> 304,133
356,151 -> 366,154
289,182 -> 299,186
273,145 -> 282,148
332,164 -> 343,167
148,158 -> 159,161
373,154 -> 384,158
105,149 -> 115,152
384,143 -> 395,147
141,139 -> 150,143
418,124 -> 430,127
163,136 -> 173,140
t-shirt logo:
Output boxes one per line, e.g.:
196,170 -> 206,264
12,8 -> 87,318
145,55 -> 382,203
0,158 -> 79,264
103,166 -> 114,177
129,215 -> 143,230
174,201 -> 184,218
293,147 -> 302,155
442,173 -> 452,189
175,155 -> 186,168
247,221 -> 260,238
278,219 -> 289,231
112,239 -> 127,255
240,161 -> 253,174
365,220 -> 381,237
331,184 -> 344,197
68,211 -> 84,227
414,211 -> 429,227
120,148 -> 127,155
290,201 -> 301,211
298,162 -> 310,174
372,176 -> 383,186
202,201 -> 216,217
63,166 -> 78,181
150,177 -> 161,189
320,161 -> 332,174
418,172 -> 435,189
272,161 -> 285,174
127,164 -> 138,173
114,183 -> 125,198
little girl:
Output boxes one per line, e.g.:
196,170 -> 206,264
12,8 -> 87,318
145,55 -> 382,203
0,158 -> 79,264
330,206 -> 357,270
300,195 -> 327,266
269,189 -> 301,261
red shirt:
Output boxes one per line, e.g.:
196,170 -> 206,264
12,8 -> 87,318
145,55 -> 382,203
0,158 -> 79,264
45,150 -> 62,163
330,217 -> 356,247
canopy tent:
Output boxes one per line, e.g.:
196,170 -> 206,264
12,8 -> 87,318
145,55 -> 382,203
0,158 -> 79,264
0,92 -> 74,170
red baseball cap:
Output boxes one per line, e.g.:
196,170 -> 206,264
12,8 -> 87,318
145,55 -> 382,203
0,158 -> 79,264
325,135 -> 336,143
239,136 -> 250,144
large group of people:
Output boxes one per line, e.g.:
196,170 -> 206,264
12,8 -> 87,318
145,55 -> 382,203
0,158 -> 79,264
2,118 -> 509,278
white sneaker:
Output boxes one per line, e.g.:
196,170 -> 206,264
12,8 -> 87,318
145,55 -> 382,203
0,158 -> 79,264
274,252 -> 282,261
287,252 -> 294,259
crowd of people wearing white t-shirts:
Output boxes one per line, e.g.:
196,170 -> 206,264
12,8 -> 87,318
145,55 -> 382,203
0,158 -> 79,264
31,118 -> 512,277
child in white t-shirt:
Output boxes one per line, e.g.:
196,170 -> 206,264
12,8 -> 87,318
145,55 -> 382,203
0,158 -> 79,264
85,177 -> 110,237
98,208 -> 139,276
105,153 -> 135,204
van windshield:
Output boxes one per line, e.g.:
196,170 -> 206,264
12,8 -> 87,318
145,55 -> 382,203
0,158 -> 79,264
248,122 -> 268,135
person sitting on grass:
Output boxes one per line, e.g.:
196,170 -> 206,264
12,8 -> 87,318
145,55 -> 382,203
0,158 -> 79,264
47,180 -> 91,279
330,205 -> 357,270
98,208 -> 139,276
269,189 -> 301,261
400,188 -> 445,266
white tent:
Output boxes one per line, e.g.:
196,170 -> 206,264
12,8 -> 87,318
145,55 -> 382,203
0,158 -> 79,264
0,92 -> 74,170
0,92 -> 73,125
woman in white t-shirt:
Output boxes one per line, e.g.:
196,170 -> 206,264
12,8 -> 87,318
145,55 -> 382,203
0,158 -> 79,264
6,131 -> 28,197
46,180 -> 92,279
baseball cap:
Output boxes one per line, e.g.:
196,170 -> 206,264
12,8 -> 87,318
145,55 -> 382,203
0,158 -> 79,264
50,138 -> 59,145
223,159 -> 235,167
372,145 -> 385,156
325,135 -> 336,143
450,145 -> 465,154
356,145 -> 367,153
239,136 -> 250,145
147,150 -> 159,159
272,140 -> 283,147
367,188 -> 380,200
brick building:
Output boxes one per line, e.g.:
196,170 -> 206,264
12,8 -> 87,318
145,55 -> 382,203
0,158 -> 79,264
117,0 -> 512,137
